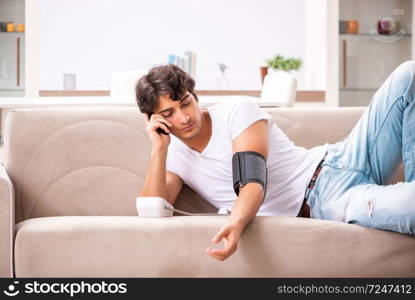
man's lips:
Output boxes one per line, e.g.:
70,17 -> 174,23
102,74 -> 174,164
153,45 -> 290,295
182,122 -> 194,131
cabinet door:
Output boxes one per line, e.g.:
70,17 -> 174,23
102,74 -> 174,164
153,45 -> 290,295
0,33 -> 25,94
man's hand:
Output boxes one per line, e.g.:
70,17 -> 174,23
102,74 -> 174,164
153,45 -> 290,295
144,113 -> 172,151
205,223 -> 243,261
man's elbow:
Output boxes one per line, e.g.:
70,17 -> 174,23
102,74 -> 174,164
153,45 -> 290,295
239,182 -> 265,199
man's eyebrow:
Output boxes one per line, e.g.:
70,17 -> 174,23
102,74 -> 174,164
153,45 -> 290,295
158,107 -> 173,114
158,94 -> 190,114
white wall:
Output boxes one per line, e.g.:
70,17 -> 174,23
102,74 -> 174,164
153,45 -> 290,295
25,0 -> 39,97
304,0 -> 327,90
325,0 -> 339,107
35,0 -> 321,91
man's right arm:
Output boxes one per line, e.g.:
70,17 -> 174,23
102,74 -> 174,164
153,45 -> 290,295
165,170 -> 183,206
139,113 -> 183,206
139,148 -> 183,206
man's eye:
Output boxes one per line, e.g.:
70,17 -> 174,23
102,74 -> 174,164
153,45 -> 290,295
182,101 -> 190,106
162,113 -> 173,118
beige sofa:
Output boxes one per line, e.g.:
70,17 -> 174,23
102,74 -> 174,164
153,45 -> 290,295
1,106 -> 414,278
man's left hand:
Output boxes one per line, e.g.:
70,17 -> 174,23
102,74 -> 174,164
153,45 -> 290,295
206,223 -> 242,261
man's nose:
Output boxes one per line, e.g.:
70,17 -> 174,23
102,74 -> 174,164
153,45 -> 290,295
177,109 -> 190,124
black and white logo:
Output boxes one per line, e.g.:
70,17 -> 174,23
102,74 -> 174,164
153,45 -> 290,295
3,281 -> 20,297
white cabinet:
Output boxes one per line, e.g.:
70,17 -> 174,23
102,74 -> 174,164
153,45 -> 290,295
338,0 -> 414,106
0,0 -> 25,97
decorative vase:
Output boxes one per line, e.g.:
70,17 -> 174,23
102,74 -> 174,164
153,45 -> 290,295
216,73 -> 230,90
346,20 -> 359,34
6,22 -> 15,32
377,18 -> 399,35
216,63 -> 230,90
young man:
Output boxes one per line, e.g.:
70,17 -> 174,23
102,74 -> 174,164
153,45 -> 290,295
136,62 -> 415,261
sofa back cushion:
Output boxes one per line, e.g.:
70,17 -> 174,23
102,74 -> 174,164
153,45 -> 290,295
5,107 -> 150,222
4,105 -> 403,222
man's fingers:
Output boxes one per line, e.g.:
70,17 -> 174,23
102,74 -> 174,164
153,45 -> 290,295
208,247 -> 230,257
207,226 -> 240,261
151,121 -> 170,133
212,227 -> 228,243
212,233 -> 223,244
146,119 -> 171,133
206,245 -> 236,261
206,237 -> 237,259
155,119 -> 172,128
150,114 -> 172,127
205,247 -> 228,261
223,237 -> 237,255
213,225 -> 233,243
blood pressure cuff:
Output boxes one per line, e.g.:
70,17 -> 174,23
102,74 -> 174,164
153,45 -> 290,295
232,151 -> 267,198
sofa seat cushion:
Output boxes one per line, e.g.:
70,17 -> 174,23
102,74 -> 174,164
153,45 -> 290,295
14,216 -> 415,277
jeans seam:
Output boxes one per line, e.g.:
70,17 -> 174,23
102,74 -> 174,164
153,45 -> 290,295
367,96 -> 403,183
402,66 -> 415,105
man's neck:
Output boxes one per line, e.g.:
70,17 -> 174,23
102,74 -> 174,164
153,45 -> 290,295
183,110 -> 211,153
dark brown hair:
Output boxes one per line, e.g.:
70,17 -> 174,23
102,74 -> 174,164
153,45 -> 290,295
135,64 -> 198,116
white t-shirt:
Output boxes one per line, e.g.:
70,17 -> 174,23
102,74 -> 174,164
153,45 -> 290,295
166,98 -> 328,216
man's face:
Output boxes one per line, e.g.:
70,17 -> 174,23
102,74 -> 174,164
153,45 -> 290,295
155,91 -> 203,141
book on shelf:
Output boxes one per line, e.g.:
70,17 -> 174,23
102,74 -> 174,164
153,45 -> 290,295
167,51 -> 197,78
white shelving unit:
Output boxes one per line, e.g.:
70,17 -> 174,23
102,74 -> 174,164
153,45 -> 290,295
0,0 -> 25,97
328,0 -> 415,107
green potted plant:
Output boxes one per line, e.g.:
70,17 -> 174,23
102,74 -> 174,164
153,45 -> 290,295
260,55 -> 302,106
266,54 -> 302,72
260,54 -> 302,85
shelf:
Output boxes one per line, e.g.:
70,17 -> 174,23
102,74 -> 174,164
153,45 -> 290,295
340,87 -> 377,92
340,33 -> 412,36
0,32 -> 25,34
0,88 -> 25,92
340,32 -> 412,43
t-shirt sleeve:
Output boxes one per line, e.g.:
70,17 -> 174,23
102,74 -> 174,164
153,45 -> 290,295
226,99 -> 272,140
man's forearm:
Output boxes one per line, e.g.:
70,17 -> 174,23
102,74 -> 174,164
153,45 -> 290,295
139,148 -> 168,199
229,183 -> 264,231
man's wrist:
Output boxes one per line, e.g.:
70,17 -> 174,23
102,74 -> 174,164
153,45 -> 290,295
151,147 -> 168,156
229,217 -> 246,234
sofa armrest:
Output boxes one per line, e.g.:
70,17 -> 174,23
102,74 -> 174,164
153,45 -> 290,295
0,166 -> 14,277
13,215 -> 415,277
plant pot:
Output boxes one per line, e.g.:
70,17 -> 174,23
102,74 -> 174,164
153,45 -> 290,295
260,66 -> 268,85
260,70 -> 297,107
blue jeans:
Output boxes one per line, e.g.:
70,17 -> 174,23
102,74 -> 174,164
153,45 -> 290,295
307,60 -> 415,235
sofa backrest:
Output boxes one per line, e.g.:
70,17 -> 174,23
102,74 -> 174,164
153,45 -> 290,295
4,105 -> 404,222
271,107 -> 404,185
